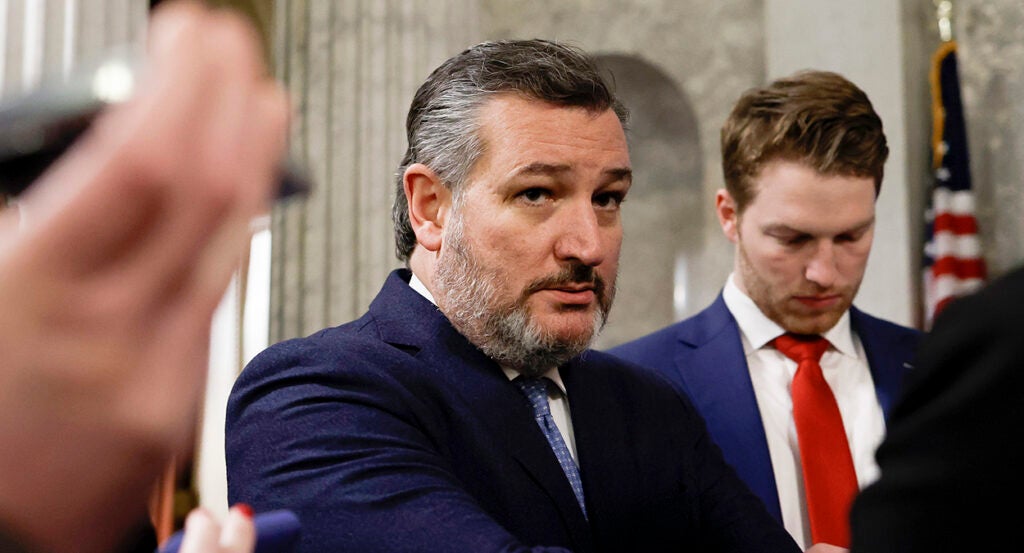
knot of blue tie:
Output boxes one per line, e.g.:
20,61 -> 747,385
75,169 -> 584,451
514,377 -> 587,518
516,377 -> 554,417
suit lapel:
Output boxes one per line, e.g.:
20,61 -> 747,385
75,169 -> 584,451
851,307 -> 906,419
561,355 -> 639,550
369,270 -> 592,548
428,340 -> 591,543
673,295 -> 783,523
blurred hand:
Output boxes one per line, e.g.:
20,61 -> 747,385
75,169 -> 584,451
177,506 -> 256,553
0,2 -> 289,553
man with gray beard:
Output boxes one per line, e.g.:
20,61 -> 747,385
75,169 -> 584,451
225,39 -> 816,553
434,206 -> 611,375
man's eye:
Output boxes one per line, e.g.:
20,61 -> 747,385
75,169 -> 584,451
594,192 -> 624,209
780,235 -> 810,246
519,188 -> 549,203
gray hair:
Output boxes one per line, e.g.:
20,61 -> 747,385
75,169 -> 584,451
392,39 -> 629,262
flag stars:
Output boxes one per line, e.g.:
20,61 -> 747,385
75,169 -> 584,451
936,167 -> 951,182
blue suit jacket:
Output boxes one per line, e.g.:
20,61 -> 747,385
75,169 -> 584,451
608,293 -> 921,524
226,270 -> 799,553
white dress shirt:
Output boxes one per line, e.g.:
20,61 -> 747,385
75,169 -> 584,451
408,272 -> 579,460
722,274 -> 885,550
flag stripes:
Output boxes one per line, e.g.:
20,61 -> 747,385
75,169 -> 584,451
922,40 -> 985,329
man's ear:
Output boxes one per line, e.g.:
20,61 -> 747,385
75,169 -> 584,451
404,163 -> 451,252
715,189 -> 740,243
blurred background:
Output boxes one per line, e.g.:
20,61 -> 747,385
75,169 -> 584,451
1,0 -> 1021,538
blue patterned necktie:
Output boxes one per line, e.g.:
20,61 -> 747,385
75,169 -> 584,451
514,376 -> 587,518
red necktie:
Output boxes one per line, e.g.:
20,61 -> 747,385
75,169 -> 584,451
773,333 -> 857,547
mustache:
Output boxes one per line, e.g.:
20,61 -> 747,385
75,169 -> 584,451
522,263 -> 606,299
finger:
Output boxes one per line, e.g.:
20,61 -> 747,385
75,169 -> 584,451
28,6 -> 276,313
183,81 -> 290,312
98,7 -> 278,307
219,504 -> 256,553
239,79 -> 291,213
177,508 -> 219,553
146,0 -> 205,61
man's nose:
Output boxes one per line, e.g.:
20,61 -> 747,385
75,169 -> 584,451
554,202 -> 606,266
805,241 -> 839,288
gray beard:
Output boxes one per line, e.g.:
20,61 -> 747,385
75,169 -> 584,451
433,216 -> 610,377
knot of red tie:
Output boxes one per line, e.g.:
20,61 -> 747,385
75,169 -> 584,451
773,333 -> 829,364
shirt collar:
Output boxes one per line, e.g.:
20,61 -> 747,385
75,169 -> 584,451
408,271 -> 436,304
501,366 -> 566,393
722,273 -> 858,358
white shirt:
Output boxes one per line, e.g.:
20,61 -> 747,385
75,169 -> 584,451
722,274 -> 885,550
408,272 -> 579,460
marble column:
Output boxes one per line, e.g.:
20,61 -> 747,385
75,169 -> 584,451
270,0 -> 482,342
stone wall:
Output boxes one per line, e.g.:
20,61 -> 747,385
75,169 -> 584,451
956,1 -> 1024,277
267,0 -> 1024,344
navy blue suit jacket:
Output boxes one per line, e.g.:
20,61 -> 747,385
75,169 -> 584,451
608,293 -> 921,524
226,270 -> 799,553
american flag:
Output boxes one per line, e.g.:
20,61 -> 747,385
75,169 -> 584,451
922,41 -> 986,330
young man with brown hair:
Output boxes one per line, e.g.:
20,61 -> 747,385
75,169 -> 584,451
611,70 -> 921,550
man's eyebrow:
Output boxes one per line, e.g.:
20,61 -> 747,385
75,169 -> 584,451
762,217 -> 875,236
606,167 -> 633,184
511,162 -> 572,177
761,223 -> 803,235
509,163 -> 633,183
